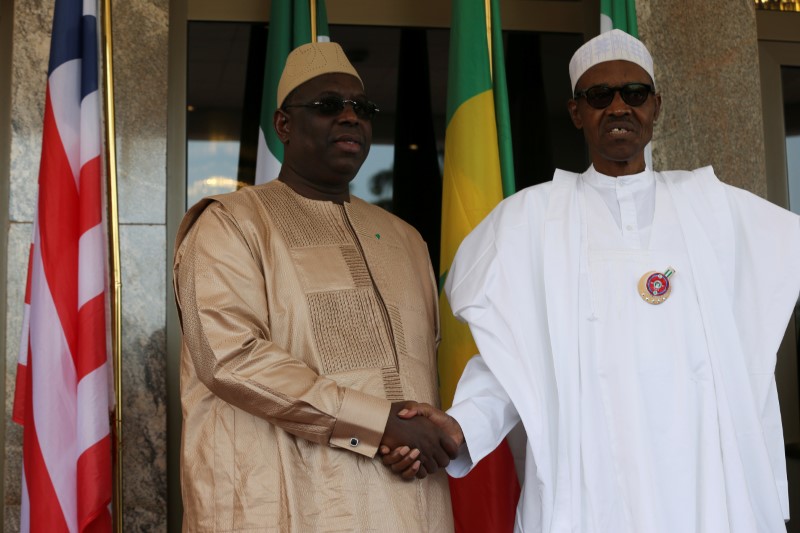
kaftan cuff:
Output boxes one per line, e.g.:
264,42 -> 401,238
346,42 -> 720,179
445,401 -> 481,477
330,388 -> 391,458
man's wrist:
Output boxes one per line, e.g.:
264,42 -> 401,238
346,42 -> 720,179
330,389 -> 391,457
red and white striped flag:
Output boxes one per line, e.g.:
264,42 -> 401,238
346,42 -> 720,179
12,0 -> 113,531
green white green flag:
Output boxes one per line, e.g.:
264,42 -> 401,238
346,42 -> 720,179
601,0 -> 651,167
255,0 -> 329,184
600,0 -> 639,37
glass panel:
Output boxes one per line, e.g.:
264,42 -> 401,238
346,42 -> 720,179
784,66 -> 800,214
783,66 -> 800,427
186,22 -> 587,270
186,22 -> 254,208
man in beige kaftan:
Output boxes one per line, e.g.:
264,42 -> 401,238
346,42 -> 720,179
173,42 -> 454,532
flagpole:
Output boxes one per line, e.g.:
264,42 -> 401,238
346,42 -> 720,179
484,0 -> 493,78
310,0 -> 318,42
99,0 -> 123,531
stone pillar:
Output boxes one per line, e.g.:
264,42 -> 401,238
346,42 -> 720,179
638,0 -> 767,196
4,0 -> 169,530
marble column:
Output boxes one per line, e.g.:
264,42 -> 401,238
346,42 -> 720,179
3,0 -> 169,531
637,0 -> 767,196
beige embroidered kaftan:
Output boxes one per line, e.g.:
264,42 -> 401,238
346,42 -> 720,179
174,180 -> 452,532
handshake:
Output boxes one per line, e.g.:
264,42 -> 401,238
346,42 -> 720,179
378,401 -> 465,481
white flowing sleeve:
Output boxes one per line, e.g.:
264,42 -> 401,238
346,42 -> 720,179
444,210 -> 499,324
725,185 -> 800,520
444,211 -> 525,476
447,354 -> 521,477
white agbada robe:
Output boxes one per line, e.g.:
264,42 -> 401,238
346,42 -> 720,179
445,166 -> 800,533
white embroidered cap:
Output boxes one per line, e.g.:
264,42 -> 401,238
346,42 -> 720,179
568,29 -> 655,93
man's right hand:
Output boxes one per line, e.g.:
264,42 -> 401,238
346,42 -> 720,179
380,401 -> 459,478
396,402 -> 464,446
380,401 -> 465,480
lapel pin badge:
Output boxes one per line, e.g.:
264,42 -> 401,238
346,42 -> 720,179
638,267 -> 675,305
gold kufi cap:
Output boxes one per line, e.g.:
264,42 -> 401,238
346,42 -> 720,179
277,42 -> 363,107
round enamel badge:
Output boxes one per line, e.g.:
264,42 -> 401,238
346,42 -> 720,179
638,267 -> 675,305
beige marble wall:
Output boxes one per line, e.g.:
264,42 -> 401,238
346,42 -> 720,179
3,0 -> 169,531
638,0 -> 767,196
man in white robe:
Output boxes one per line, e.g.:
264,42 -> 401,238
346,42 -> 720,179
384,30 -> 800,532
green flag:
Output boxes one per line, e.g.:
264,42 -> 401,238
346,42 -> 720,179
600,0 -> 638,37
255,0 -> 329,184
600,0 -> 651,167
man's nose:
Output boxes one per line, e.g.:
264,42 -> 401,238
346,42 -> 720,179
338,101 -> 360,121
607,91 -> 631,115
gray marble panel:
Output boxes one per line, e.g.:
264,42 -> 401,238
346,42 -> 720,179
113,0 -> 169,225
639,0 -> 766,196
9,0 -> 171,225
1,226 -> 170,529
122,506 -> 168,533
3,506 -> 20,533
3,223 -> 31,530
8,0 -> 52,223
120,223 -> 167,530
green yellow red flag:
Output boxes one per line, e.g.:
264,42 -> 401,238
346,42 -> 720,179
439,1 -> 515,407
439,0 -> 519,530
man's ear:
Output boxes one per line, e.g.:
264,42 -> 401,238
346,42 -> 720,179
567,99 -> 583,129
274,109 -> 290,143
652,92 -> 662,123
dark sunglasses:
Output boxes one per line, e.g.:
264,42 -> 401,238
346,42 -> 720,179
282,96 -> 380,120
573,83 -> 654,109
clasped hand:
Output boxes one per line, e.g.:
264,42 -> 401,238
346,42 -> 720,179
379,401 -> 464,481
